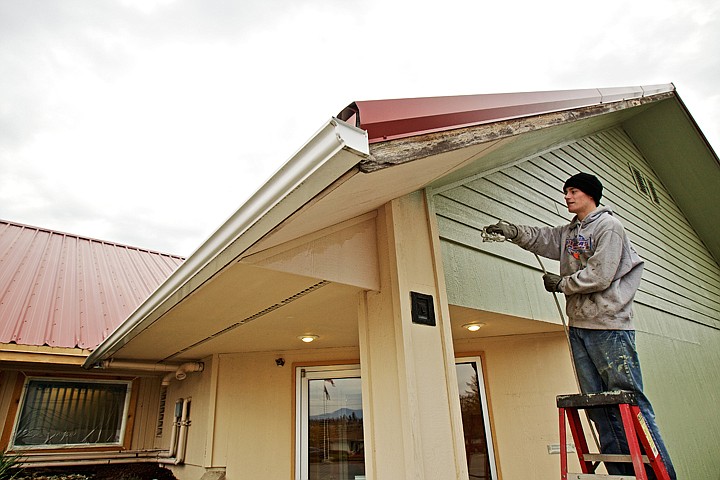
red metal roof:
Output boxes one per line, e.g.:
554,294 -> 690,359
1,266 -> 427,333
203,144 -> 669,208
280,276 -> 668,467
337,84 -> 675,143
0,220 -> 184,349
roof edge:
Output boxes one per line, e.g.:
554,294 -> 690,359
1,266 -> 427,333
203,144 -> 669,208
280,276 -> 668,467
339,84 -> 675,143
83,118 -> 369,367
0,219 -> 184,260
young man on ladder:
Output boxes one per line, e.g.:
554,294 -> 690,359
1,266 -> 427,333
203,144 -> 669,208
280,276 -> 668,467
484,172 -> 676,479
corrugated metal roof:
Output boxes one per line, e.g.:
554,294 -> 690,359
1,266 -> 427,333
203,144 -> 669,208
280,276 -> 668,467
0,220 -> 184,349
337,84 -> 675,143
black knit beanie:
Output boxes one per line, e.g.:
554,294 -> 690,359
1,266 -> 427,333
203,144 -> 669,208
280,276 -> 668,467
563,172 -> 603,206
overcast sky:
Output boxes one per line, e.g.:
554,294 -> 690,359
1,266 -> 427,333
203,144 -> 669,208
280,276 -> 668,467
1,0 -> 718,256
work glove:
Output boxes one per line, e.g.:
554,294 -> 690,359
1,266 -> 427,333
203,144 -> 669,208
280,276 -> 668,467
543,273 -> 563,293
484,221 -> 518,240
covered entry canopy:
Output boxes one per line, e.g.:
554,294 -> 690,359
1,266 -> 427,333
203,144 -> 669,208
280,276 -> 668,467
84,84 -> 719,366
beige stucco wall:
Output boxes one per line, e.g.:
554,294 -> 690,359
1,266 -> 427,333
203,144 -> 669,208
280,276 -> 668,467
163,347 -> 360,480
159,333 -> 584,480
455,332 -> 581,480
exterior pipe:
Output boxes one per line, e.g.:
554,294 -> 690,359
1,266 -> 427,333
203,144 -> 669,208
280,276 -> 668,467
17,450 -> 171,468
168,399 -> 182,458
175,398 -> 191,465
20,458 -> 162,468
95,359 -> 204,385
161,362 -> 205,386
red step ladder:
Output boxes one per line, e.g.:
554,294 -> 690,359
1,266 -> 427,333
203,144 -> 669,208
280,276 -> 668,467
557,391 -> 670,480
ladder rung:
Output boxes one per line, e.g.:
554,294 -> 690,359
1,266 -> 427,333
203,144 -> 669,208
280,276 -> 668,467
569,475 -> 636,479
582,453 -> 649,464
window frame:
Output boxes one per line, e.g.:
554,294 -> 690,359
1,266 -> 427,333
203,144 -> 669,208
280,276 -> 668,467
294,363 -> 362,480
8,376 -> 134,451
456,355 -> 499,480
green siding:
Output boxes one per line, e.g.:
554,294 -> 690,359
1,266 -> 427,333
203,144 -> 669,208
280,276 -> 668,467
434,126 -> 720,478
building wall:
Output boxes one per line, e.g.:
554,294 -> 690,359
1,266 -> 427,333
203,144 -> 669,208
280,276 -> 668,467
161,348 -> 361,480
454,332 -> 578,480
433,126 -> 720,478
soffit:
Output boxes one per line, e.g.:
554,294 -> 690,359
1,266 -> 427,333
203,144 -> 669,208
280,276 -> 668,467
623,97 -> 720,263
108,262 -> 362,362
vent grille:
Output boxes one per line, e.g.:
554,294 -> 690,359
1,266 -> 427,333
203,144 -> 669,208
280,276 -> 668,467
629,165 -> 661,205
162,280 -> 331,361
156,386 -> 168,437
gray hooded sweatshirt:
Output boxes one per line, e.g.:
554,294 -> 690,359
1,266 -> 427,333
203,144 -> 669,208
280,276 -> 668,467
512,206 -> 644,330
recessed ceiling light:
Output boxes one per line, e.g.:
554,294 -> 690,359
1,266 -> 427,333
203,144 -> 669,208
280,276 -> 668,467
298,334 -> 319,343
462,322 -> 485,332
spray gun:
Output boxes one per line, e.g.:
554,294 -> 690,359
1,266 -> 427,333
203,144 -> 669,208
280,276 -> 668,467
480,220 -> 513,243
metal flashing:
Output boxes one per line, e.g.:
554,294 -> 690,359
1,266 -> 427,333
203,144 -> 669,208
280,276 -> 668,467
338,84 -> 675,143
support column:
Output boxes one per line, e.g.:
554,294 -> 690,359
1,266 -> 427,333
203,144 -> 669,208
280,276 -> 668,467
358,191 -> 467,480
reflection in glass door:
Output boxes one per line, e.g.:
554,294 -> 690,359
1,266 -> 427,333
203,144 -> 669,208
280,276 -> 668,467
457,357 -> 498,480
296,365 -> 365,480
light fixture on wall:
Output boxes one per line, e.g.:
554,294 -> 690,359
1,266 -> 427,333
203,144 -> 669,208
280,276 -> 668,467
275,357 -> 285,367
298,334 -> 319,343
462,322 -> 485,332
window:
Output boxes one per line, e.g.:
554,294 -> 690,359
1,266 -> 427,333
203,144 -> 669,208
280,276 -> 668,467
456,357 -> 497,480
296,365 -> 364,480
11,378 -> 132,449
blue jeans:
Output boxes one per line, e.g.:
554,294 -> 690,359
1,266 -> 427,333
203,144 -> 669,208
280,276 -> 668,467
569,327 -> 676,479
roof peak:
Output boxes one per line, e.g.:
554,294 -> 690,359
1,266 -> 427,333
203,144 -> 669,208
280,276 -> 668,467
0,218 -> 183,259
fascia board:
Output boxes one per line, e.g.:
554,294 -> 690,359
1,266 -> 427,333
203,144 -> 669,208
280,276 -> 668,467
83,119 -> 369,367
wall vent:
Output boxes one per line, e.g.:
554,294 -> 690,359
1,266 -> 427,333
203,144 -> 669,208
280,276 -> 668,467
156,386 -> 168,437
629,164 -> 661,205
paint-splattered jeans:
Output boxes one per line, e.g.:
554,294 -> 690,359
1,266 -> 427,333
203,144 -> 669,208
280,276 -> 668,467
569,327 -> 676,479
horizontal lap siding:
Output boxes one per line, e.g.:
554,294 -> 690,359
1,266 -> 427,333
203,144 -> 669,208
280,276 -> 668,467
434,126 -> 720,328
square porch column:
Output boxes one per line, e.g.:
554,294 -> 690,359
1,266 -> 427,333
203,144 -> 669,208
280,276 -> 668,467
358,191 -> 468,480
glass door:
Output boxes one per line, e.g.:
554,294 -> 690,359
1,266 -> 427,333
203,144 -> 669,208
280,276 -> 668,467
296,365 -> 365,480
456,357 -> 498,480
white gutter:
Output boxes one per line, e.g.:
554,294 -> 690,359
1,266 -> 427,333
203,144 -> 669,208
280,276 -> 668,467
84,118 -> 369,368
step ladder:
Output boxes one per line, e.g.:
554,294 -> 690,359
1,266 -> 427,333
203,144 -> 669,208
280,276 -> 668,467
556,391 -> 670,480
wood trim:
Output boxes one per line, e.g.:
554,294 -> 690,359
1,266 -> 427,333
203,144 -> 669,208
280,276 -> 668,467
122,378 -> 141,450
0,373 -> 26,451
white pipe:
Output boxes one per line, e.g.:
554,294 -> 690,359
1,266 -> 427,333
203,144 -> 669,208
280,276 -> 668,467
99,359 -> 179,372
20,458 -> 160,468
161,362 -> 205,386
168,399 -> 182,458
95,359 -> 204,386
175,362 -> 204,380
175,397 -> 191,465
162,371 -> 176,386
17,450 -> 171,468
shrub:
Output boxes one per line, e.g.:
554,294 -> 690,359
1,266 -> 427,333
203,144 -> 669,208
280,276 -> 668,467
0,451 -> 22,480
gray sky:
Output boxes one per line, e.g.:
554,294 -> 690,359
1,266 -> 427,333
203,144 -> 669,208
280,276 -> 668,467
1,0 -> 718,256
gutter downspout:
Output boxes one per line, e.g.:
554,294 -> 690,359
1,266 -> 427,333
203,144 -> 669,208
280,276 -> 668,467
83,118 -> 368,369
